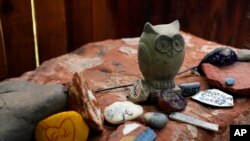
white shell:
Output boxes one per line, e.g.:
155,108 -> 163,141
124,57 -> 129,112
104,101 -> 143,124
192,89 -> 234,107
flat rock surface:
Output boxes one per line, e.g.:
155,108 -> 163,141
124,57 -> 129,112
202,63 -> 250,95
4,32 -> 250,141
0,81 -> 67,141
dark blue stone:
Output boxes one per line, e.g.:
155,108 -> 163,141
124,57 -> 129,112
225,77 -> 235,86
135,128 -> 157,141
179,82 -> 201,97
198,48 -> 238,74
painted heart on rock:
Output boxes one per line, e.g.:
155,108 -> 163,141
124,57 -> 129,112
45,118 -> 76,141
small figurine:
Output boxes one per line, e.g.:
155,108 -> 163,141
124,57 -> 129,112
138,20 -> 185,91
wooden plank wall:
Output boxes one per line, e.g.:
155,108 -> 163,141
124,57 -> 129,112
0,0 -> 249,81
0,0 -> 36,78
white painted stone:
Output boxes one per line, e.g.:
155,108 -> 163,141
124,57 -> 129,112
169,112 -> 219,132
192,89 -> 234,107
123,123 -> 140,135
104,101 -> 143,124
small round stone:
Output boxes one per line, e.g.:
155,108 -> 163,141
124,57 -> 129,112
225,77 -> 235,86
144,112 -> 168,129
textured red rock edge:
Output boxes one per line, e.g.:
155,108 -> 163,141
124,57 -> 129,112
202,63 -> 250,95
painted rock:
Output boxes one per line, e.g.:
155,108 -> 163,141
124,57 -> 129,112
104,101 -> 143,124
179,82 -> 200,97
225,77 -> 235,86
68,72 -> 104,131
192,89 -> 234,107
35,111 -> 89,141
128,79 -> 150,103
107,121 -> 156,141
144,112 -> 168,129
158,89 -> 187,113
198,47 -> 237,74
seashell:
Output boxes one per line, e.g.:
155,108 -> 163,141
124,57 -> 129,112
104,101 -> 143,124
179,82 -> 200,97
158,89 -> 187,113
144,112 -> 168,129
192,89 -> 234,107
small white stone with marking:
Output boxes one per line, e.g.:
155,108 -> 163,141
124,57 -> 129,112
104,101 -> 143,124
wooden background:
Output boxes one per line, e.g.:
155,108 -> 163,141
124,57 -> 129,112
0,0 -> 249,80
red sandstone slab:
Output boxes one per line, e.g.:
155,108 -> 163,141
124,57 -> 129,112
202,63 -> 250,95
4,33 -> 250,141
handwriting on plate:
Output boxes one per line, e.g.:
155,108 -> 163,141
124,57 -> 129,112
45,118 -> 76,141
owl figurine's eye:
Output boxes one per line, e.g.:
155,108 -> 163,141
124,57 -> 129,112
172,34 -> 184,52
155,35 -> 172,54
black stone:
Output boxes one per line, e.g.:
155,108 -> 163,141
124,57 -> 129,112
0,80 -> 67,141
198,47 -> 238,74
179,82 -> 201,97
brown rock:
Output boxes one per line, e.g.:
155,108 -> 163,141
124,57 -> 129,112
202,62 -> 250,95
68,72 -> 104,131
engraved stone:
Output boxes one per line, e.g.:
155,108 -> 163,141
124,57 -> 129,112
158,89 -> 187,113
179,82 -> 200,97
169,112 -> 219,132
192,89 -> 234,107
35,111 -> 89,141
128,79 -> 150,103
104,101 -> 143,124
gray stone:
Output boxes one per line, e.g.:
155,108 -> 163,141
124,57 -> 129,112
144,112 -> 168,129
237,49 -> 250,62
169,112 -> 219,132
0,80 -> 67,141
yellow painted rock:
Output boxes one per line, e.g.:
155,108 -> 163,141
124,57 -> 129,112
35,111 -> 89,141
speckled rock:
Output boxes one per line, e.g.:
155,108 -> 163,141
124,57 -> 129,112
198,47 -> 237,74
104,101 -> 143,124
68,72 -> 104,131
0,80 -> 67,141
202,63 -> 250,95
144,112 -> 168,129
107,122 -> 156,141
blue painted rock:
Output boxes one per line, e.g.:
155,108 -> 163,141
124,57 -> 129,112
144,112 -> 168,129
158,89 -> 187,113
225,77 -> 235,86
179,82 -> 201,97
107,121 -> 156,141
198,48 -> 237,74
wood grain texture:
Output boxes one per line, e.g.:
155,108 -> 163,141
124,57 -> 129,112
65,0 -> 93,51
0,18 -> 8,80
34,0 -> 68,63
0,0 -> 36,78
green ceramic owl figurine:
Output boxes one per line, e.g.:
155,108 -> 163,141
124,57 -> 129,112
138,20 -> 185,90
